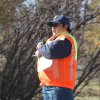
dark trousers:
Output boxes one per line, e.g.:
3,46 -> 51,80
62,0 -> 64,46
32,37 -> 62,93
42,86 -> 74,100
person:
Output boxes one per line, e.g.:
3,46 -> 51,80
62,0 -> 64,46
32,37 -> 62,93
35,15 -> 78,100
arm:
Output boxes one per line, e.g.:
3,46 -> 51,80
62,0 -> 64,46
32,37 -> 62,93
38,38 -> 72,59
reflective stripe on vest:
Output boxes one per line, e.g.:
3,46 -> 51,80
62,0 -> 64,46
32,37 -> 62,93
67,33 -> 78,80
68,33 -> 78,60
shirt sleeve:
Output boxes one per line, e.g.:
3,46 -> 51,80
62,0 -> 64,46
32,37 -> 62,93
38,38 -> 72,59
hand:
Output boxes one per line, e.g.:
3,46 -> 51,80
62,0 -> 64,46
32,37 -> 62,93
35,50 -> 41,58
36,42 -> 43,50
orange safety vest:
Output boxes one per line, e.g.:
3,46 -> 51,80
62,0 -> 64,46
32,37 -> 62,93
37,33 -> 78,90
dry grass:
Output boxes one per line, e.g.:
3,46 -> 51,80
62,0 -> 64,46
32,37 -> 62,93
75,79 -> 100,100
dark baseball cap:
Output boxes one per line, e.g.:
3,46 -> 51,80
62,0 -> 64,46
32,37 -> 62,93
47,15 -> 71,29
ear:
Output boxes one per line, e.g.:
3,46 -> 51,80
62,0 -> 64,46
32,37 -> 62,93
64,25 -> 68,30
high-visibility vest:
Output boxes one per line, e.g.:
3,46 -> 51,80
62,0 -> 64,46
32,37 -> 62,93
37,33 -> 78,90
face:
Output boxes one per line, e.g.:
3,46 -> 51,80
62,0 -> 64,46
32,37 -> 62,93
52,24 -> 66,37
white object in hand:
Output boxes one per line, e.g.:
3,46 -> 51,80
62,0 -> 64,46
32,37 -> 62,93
32,55 -> 36,57
37,57 -> 53,72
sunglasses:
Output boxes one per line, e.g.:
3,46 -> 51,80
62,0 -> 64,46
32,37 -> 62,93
52,23 -> 59,27
52,23 -> 65,27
